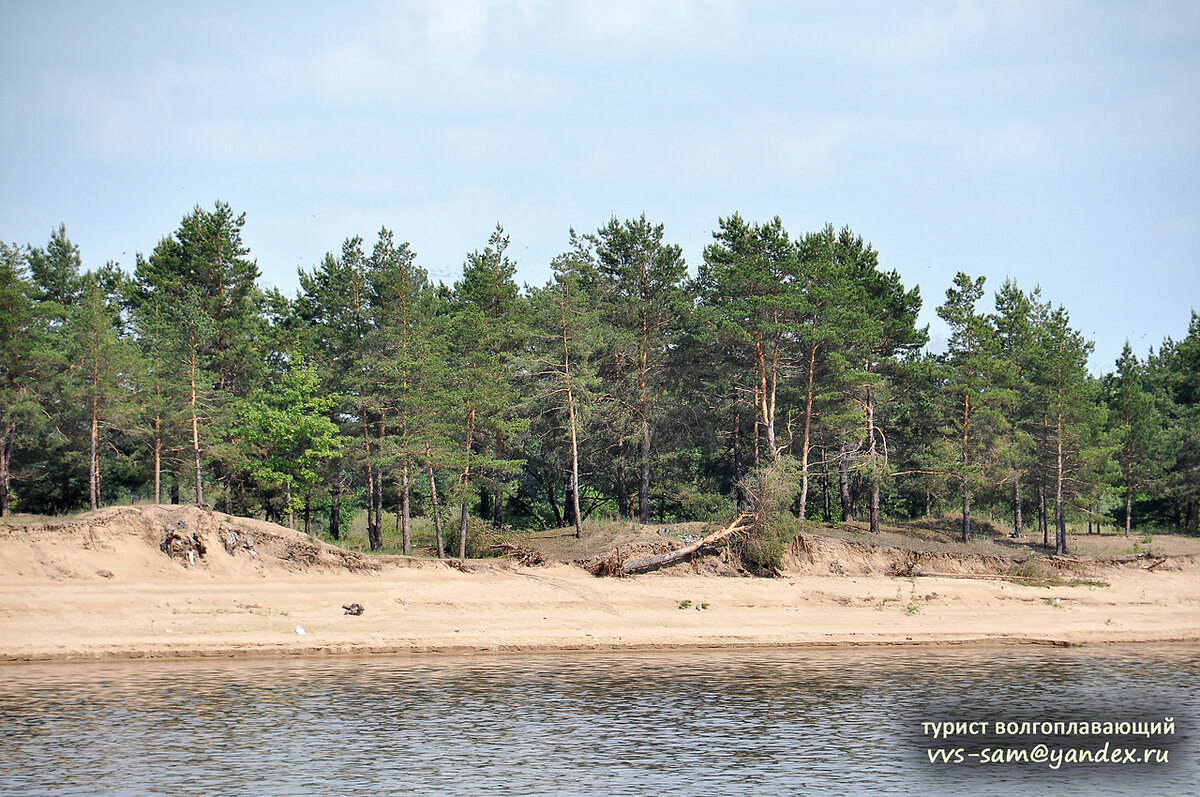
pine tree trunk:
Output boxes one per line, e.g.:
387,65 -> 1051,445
924,490 -> 932,519
866,388 -> 880,534
542,470 -> 562,527
1039,481 -> 1048,548
459,499 -> 469,559
170,473 -> 180,505
427,449 -> 445,559
479,486 -> 491,523
492,430 -> 504,528
961,478 -> 971,543
821,448 -> 832,523
330,482 -> 341,540
870,485 -> 881,534
568,387 -> 583,540
564,477 -> 576,528
838,442 -> 852,522
90,393 -> 100,511
365,469 -> 376,546
304,494 -> 312,536
732,407 -> 744,510
460,408 -> 474,557
615,435 -> 630,520
190,350 -> 204,506
849,473 -> 862,521
0,421 -> 14,516
286,481 -> 294,530
153,411 -> 162,505
1055,406 -> 1067,555
638,419 -> 651,524
960,391 -> 970,543
1125,487 -> 1132,537
798,339 -> 818,520
1013,478 -> 1023,536
756,341 -> 777,457
401,465 -> 412,555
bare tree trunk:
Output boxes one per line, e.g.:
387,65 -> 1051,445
567,388 -> 583,540
286,481 -> 294,530
960,392 -> 970,542
838,441 -> 852,522
0,422 -> 13,516
755,341 -> 777,457
492,430 -> 504,528
866,388 -> 881,534
616,435 -> 630,520
821,448 -> 832,523
732,407 -> 744,510
1039,481 -> 1048,548
427,443 -> 445,559
961,478 -> 971,543
303,493 -> 312,536
401,465 -> 412,555
1055,414 -> 1067,556
330,481 -> 341,540
90,393 -> 100,510
1125,484 -> 1133,537
190,348 -> 204,506
458,499 -> 469,559
798,339 -> 818,520
638,420 -> 651,524
153,407 -> 162,504
1013,478 -> 1023,536
459,406 -> 474,558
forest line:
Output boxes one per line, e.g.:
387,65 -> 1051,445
2,202 -> 1197,558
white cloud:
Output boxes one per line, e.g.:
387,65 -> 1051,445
425,0 -> 494,60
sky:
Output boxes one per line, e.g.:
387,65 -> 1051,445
2,0 -> 1198,372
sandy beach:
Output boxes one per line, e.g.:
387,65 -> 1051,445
1,505 -> 1198,663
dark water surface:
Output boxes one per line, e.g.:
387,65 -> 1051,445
0,646 -> 1196,795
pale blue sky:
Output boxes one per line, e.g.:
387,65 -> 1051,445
3,1 -> 1198,370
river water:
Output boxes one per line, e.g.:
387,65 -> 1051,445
0,646 -> 1195,796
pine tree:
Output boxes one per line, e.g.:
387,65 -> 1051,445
450,224 -> 526,538
991,280 -> 1043,536
240,355 -> 342,533
1032,305 -> 1106,555
1106,342 -> 1163,535
65,265 -> 140,509
937,273 -> 1004,542
0,242 -> 44,515
528,232 -> 603,537
590,215 -> 688,523
366,227 -> 436,553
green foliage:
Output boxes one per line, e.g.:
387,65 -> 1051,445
736,457 -> 804,572
239,355 -> 342,514
5,205 -> 1196,547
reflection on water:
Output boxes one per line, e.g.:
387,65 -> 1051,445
0,646 -> 1196,796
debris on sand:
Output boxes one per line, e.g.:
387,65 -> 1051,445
222,528 -> 259,558
160,522 -> 207,568
342,603 -> 365,616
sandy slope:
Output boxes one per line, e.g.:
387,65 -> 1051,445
1,506 -> 1197,662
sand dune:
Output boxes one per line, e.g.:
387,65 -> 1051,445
1,505 -> 1197,662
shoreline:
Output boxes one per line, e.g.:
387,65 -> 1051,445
8,635 -> 1200,667
4,506 -> 1198,666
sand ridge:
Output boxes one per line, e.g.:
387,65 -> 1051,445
1,505 -> 1197,662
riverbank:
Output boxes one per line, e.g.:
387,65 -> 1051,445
2,505 -> 1198,662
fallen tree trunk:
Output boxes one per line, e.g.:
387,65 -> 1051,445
620,514 -> 753,575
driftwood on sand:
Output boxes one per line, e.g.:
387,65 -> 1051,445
617,514 -> 754,576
